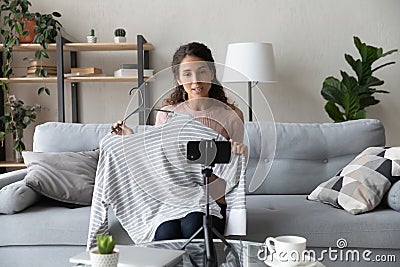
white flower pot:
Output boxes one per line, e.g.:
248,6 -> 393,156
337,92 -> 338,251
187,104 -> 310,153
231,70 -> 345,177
114,36 -> 126,43
90,249 -> 119,267
87,36 -> 97,43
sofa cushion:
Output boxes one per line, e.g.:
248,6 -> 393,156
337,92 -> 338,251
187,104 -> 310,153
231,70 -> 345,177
0,169 -> 28,189
388,180 -> 400,211
246,195 -> 400,249
33,122 -> 149,153
23,150 -> 99,206
0,181 -> 42,214
308,147 -> 400,214
0,199 -> 132,247
33,122 -> 110,152
245,119 -> 385,195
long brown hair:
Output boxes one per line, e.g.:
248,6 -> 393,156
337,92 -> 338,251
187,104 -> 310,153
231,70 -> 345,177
163,42 -> 235,109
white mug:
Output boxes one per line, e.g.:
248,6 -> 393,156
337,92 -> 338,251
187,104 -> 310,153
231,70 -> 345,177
258,235 -> 306,266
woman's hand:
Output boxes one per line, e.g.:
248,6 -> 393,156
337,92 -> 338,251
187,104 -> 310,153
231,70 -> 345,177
229,139 -> 248,159
111,120 -> 134,135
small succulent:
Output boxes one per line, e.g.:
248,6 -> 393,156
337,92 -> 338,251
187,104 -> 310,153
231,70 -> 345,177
114,28 -> 126,37
90,28 -> 95,37
96,234 -> 116,254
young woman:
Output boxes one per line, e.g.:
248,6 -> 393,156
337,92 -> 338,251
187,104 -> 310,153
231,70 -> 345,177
111,42 -> 247,241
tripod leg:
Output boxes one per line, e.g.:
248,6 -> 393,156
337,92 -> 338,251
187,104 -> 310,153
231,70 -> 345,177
211,227 -> 241,264
211,227 -> 231,248
204,215 -> 217,267
180,226 -> 204,250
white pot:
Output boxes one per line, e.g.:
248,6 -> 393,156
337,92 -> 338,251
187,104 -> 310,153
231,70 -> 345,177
114,36 -> 126,43
87,36 -> 97,43
90,249 -> 119,267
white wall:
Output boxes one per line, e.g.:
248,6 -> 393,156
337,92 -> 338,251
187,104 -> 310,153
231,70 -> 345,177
6,0 -> 400,158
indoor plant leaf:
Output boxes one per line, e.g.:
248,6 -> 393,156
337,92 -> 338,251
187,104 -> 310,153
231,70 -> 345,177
324,102 -> 345,122
321,77 -> 342,104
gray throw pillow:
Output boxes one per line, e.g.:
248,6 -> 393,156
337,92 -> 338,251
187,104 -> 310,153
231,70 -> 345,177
308,147 -> 400,215
387,180 -> 400,211
22,150 -> 99,205
0,180 -> 42,214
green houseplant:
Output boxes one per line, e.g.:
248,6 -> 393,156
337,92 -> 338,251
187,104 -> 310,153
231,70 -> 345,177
0,0 -> 62,96
114,28 -> 126,43
321,36 -> 397,122
0,95 -> 41,162
0,0 -> 61,160
90,234 -> 119,267
87,28 -> 97,43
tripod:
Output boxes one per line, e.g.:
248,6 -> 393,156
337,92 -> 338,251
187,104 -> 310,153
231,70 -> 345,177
181,165 -> 235,267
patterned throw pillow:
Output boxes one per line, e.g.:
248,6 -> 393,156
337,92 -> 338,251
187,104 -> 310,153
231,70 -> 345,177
308,147 -> 400,215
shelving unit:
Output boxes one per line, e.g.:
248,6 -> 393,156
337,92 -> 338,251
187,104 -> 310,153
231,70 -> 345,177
0,34 -> 153,170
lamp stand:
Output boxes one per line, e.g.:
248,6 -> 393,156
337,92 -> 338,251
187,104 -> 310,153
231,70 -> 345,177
248,81 -> 253,121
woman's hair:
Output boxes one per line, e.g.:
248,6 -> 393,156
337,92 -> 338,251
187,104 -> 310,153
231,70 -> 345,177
163,42 -> 235,109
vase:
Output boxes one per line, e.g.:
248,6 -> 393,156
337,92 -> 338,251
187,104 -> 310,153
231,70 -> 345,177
90,249 -> 119,267
114,36 -> 126,43
13,132 -> 24,163
15,150 -> 23,163
18,19 -> 36,43
87,36 -> 97,43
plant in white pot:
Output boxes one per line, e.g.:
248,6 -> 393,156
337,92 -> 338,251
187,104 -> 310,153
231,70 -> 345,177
87,28 -> 97,43
114,28 -> 126,43
90,234 -> 119,267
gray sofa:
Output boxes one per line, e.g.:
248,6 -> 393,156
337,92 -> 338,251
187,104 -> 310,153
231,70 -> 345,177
1,119 -> 399,267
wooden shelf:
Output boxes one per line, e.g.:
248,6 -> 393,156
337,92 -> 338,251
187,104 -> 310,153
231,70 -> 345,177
0,77 -> 57,83
0,76 -> 152,83
0,43 -> 57,51
0,161 -> 26,168
65,76 -> 152,82
63,42 -> 154,51
0,42 -> 154,52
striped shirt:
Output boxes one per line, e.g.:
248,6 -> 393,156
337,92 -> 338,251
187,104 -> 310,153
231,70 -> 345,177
87,113 -> 246,249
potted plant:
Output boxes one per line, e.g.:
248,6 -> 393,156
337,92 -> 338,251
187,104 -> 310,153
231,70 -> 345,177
114,28 -> 126,43
87,28 -> 97,43
0,0 -> 62,95
0,95 -> 41,162
90,234 -> 119,267
321,36 -> 397,122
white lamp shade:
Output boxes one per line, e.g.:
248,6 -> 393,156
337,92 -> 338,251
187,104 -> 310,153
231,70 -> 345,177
222,42 -> 277,83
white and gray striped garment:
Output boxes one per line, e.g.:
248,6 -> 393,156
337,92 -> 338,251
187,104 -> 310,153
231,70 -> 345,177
87,113 -> 246,249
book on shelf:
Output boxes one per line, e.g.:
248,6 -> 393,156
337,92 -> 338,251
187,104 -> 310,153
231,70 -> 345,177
26,64 -> 57,77
27,67 -> 57,74
64,73 -> 107,77
114,69 -> 154,77
71,67 -> 102,74
26,74 -> 57,78
119,63 -> 138,69
28,60 -> 56,68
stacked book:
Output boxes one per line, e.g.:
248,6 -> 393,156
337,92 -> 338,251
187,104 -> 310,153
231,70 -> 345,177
64,67 -> 103,77
27,60 -> 57,77
114,64 -> 154,77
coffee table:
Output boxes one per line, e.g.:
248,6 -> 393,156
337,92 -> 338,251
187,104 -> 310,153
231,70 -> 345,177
71,239 -> 326,266
136,239 -> 325,267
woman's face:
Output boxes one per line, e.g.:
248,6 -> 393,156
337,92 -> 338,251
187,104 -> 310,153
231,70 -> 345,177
177,55 -> 214,100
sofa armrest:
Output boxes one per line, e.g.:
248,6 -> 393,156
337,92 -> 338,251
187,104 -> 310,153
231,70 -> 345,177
0,169 -> 28,189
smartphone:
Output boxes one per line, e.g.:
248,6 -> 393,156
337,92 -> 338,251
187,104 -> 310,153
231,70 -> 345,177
186,140 -> 231,165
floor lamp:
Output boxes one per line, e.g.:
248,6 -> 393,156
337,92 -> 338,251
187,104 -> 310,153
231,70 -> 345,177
222,42 -> 276,121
